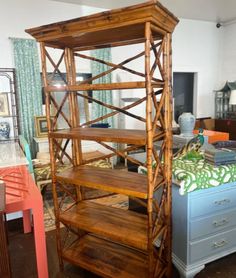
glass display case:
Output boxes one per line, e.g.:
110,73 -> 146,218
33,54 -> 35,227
0,68 -> 19,141
215,81 -> 236,119
215,90 -> 230,119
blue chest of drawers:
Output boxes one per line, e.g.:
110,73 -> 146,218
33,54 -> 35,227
172,182 -> 236,278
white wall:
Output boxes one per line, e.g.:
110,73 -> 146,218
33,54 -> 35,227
0,2 -> 225,121
219,23 -> 236,85
0,0 -> 103,69
111,18 -> 222,124
172,19 -> 222,118
1,0 -> 103,221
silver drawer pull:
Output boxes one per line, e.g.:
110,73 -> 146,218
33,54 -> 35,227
213,218 -> 229,227
214,199 -> 231,205
213,239 -> 228,248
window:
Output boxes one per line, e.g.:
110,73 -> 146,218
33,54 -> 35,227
173,72 -> 194,122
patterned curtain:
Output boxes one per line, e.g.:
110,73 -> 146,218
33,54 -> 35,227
10,38 -> 42,152
91,48 -> 114,127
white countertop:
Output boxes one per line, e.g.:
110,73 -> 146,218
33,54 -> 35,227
33,137 -> 48,143
0,142 -> 28,168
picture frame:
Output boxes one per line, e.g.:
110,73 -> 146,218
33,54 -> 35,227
0,93 -> 10,116
35,116 -> 51,137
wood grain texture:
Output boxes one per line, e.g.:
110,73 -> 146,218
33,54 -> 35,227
62,234 -> 148,278
45,81 -> 163,92
144,21 -> 154,277
56,165 -> 150,199
49,127 -> 162,145
164,32 -> 174,278
60,200 -> 148,250
25,1 -> 178,50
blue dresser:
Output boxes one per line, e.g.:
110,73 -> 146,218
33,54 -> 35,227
172,182 -> 236,278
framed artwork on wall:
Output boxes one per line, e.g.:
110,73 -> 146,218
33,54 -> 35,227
35,116 -> 50,137
0,69 -> 19,140
0,93 -> 10,116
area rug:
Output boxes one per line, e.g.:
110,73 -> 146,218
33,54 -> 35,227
43,194 -> 129,232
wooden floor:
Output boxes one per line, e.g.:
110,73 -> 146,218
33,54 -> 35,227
7,219 -> 236,278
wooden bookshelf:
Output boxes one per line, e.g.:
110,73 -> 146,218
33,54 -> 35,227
26,1 -> 178,276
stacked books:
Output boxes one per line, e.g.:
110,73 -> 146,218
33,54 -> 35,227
205,147 -> 236,166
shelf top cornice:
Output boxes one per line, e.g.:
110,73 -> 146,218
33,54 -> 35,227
25,1 -> 178,50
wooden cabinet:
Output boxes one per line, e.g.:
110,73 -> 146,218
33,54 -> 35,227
26,2 -> 178,277
172,182 -> 236,278
215,119 -> 236,140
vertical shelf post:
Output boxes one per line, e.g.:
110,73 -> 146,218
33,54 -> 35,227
40,42 -> 64,270
163,32 -> 173,277
145,21 -> 154,277
64,47 -> 83,201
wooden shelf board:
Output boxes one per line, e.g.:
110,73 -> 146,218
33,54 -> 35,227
62,234 -> 148,278
59,200 -> 148,251
45,81 -> 163,92
49,127 -> 156,145
56,165 -> 148,199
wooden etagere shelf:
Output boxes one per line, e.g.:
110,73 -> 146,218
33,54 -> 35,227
26,1 -> 178,277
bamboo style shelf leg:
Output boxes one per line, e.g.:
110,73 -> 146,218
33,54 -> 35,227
164,32 -> 173,278
145,21 -> 155,277
40,42 -> 65,271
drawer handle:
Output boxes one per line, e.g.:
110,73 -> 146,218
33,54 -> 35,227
214,199 -> 231,205
213,239 -> 228,249
213,218 -> 229,227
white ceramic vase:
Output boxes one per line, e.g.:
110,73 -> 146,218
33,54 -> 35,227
0,122 -> 10,139
178,112 -> 195,137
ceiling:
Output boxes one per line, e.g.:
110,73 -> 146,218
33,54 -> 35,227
51,0 -> 236,24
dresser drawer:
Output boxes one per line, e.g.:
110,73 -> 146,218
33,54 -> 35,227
190,227 -> 236,264
190,188 -> 236,218
190,209 -> 236,241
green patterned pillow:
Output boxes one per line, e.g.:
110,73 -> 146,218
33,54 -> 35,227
173,158 -> 236,195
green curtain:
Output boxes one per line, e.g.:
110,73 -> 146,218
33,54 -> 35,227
91,48 -> 114,127
10,38 -> 42,152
